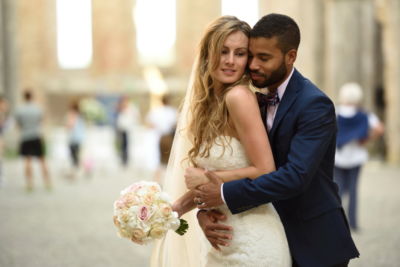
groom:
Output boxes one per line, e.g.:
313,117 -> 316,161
194,14 -> 359,267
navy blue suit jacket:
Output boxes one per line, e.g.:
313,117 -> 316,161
223,70 -> 359,267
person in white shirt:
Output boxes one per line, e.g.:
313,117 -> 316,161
146,94 -> 177,183
116,96 -> 140,167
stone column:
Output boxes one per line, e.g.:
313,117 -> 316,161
0,0 -> 3,95
359,1 -> 376,109
375,0 -> 400,164
324,0 -> 376,103
325,0 -> 368,99
0,0 -> 18,109
258,0 -> 325,89
175,0 -> 220,78
92,0 -> 137,76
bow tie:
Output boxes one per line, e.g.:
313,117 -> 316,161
256,91 -> 280,107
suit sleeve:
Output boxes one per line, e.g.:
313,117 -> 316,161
223,95 -> 337,214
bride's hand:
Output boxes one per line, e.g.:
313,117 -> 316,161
172,201 -> 182,218
184,167 -> 209,189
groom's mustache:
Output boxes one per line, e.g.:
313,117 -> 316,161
249,71 -> 267,77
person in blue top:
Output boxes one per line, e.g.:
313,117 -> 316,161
334,82 -> 384,231
66,100 -> 85,178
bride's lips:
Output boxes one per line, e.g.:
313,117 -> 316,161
221,69 -> 236,76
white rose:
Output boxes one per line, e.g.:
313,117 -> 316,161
118,228 -> 131,238
168,217 -> 181,231
130,228 -> 146,244
159,204 -> 173,217
129,206 -> 139,214
149,224 -> 167,239
143,194 -> 155,206
159,192 -> 171,203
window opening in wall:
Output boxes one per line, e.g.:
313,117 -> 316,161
56,0 -> 93,69
221,0 -> 259,27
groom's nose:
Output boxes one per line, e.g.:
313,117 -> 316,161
248,57 -> 259,71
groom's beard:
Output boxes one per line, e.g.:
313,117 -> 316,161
250,61 -> 287,89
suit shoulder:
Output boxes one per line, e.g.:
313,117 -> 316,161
292,71 -> 334,110
299,78 -> 332,103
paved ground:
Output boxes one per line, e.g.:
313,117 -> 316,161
349,162 -> 400,267
0,159 -> 399,267
0,160 -> 153,267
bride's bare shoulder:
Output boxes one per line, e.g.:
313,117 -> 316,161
226,85 -> 256,105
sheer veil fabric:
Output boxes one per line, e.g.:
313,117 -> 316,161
150,58 -> 206,267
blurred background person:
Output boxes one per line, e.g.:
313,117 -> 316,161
0,96 -> 10,187
334,82 -> 385,231
65,100 -> 85,179
15,90 -> 51,191
115,95 -> 140,168
146,94 -> 177,184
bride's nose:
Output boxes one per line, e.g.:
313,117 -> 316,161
224,53 -> 234,65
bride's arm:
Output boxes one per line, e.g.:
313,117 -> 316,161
185,86 -> 275,189
172,189 -> 197,217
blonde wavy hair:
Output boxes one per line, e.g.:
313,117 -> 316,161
187,16 -> 251,166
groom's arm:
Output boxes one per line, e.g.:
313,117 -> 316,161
223,95 -> 336,214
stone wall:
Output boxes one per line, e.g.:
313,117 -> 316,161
2,0 -> 399,163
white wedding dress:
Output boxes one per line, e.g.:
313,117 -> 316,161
195,136 -> 292,267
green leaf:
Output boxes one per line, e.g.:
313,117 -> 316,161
175,219 -> 189,236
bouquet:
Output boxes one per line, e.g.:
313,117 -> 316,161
113,181 -> 188,244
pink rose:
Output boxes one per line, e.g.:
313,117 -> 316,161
138,206 -> 150,221
122,183 -> 142,195
114,199 -> 125,209
130,184 -> 141,192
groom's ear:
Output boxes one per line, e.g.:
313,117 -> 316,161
285,49 -> 297,66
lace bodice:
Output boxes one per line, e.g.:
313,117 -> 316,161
193,136 -> 291,267
195,136 -> 250,170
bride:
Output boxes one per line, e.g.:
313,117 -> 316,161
150,16 -> 291,267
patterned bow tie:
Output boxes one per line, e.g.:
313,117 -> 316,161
256,91 -> 280,107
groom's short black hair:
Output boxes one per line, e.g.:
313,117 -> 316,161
251,13 -> 300,53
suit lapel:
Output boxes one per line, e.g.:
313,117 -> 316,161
269,69 -> 301,139
260,103 -> 267,130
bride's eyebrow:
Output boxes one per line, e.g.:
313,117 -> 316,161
222,46 -> 248,50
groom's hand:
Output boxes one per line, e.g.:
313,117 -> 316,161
197,209 -> 232,250
194,171 -> 224,209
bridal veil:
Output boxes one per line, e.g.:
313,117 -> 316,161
150,57 -> 206,267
